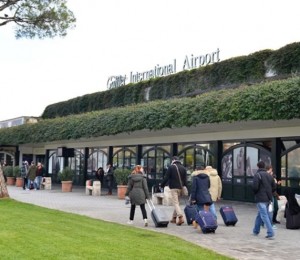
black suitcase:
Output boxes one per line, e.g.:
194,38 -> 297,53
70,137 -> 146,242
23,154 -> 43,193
184,204 -> 198,225
285,204 -> 300,229
220,206 -> 238,226
195,210 -> 218,233
147,199 -> 169,228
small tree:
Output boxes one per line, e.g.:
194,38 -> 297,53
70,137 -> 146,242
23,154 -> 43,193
0,0 -> 76,39
3,166 -> 14,177
114,168 -> 131,185
14,166 -> 21,178
58,166 -> 75,181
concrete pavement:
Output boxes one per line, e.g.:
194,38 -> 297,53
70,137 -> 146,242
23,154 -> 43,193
7,185 -> 300,260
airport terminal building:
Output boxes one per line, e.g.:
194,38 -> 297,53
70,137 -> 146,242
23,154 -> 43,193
1,43 -> 300,202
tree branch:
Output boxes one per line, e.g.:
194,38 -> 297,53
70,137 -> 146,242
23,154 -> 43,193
0,0 -> 20,12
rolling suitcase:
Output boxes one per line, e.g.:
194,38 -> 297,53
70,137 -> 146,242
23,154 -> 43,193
147,199 -> 169,228
184,203 -> 198,225
195,210 -> 218,233
220,206 -> 238,226
285,203 -> 300,229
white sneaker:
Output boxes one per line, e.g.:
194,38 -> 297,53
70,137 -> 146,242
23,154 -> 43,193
127,220 -> 133,225
144,219 -> 148,227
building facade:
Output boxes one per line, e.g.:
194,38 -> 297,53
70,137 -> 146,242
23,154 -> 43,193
11,118 -> 300,202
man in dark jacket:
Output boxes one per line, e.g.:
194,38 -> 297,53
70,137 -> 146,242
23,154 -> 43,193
105,163 -> 114,195
161,156 -> 187,226
252,161 -> 276,239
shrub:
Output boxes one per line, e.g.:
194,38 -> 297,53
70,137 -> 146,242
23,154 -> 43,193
114,168 -> 131,185
58,167 -> 75,181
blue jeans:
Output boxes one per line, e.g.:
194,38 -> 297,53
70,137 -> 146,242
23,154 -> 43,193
27,179 -> 33,189
253,202 -> 274,237
197,203 -> 217,219
34,176 -> 43,190
209,203 -> 217,220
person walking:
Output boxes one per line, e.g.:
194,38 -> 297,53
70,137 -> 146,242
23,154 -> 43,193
161,156 -> 187,226
266,165 -> 281,226
125,165 -> 150,227
26,161 -> 37,190
191,167 -> 212,212
252,161 -> 276,239
21,161 -> 29,190
34,162 -> 46,190
205,166 -> 222,220
105,163 -> 114,195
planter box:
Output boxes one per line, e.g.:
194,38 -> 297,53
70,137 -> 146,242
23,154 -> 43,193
6,177 -> 16,186
15,177 -> 24,187
117,185 -> 128,199
61,181 -> 73,192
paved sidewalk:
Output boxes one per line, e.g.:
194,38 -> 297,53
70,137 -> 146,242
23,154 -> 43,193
7,185 -> 300,260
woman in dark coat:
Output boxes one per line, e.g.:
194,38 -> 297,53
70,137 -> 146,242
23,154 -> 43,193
191,169 -> 212,212
125,165 -> 150,227
95,167 -> 104,185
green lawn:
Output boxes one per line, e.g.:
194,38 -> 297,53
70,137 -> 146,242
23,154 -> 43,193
0,199 -> 233,260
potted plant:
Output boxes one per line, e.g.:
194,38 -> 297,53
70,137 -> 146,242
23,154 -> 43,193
58,166 -> 75,192
3,166 -> 15,185
14,166 -> 23,187
114,168 -> 131,199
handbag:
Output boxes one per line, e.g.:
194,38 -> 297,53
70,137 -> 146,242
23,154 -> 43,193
268,202 -> 273,213
174,164 -> 188,196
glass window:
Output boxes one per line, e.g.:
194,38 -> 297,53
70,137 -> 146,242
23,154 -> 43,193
287,147 -> 300,188
281,155 -> 287,187
283,140 -> 298,151
178,144 -> 215,183
234,147 -> 245,176
223,142 -> 240,152
113,146 -> 136,169
225,144 -> 271,178
87,148 -> 108,179
222,152 -> 233,179
142,145 -> 171,181
246,147 -> 258,177
48,150 -> 62,183
0,152 -> 14,166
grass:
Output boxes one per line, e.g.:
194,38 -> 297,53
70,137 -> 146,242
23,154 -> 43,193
0,199 -> 233,260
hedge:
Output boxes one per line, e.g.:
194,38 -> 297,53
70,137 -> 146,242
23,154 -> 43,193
41,42 -> 300,119
1,76 -> 300,145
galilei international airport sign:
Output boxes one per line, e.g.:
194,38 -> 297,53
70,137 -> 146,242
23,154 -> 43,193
107,48 -> 220,89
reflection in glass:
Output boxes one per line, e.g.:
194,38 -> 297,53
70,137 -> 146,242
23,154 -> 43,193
287,147 -> 300,188
222,153 -> 232,179
246,147 -> 258,176
234,147 -> 244,176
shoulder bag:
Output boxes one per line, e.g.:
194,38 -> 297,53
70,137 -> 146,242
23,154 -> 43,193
174,164 -> 188,196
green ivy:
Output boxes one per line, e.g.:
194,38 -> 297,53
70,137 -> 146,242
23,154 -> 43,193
1,76 -> 300,145
41,42 -> 300,119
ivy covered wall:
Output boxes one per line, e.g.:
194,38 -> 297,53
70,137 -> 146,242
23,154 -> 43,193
41,42 -> 300,119
1,76 -> 300,145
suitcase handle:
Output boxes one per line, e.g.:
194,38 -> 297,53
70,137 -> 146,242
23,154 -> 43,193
146,199 -> 155,211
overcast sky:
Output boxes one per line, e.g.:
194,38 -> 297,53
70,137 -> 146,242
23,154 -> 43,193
1,0 -> 299,121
